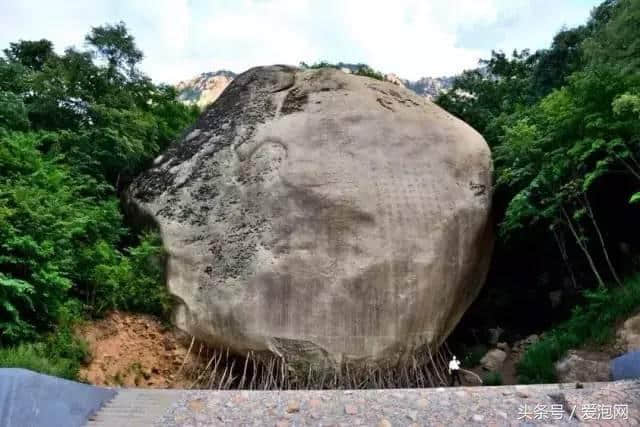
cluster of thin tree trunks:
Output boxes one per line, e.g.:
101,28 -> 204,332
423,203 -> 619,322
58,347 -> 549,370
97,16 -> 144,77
177,338 -> 456,390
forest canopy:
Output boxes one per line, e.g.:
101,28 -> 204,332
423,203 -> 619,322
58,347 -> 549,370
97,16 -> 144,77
437,0 -> 639,290
0,22 -> 199,345
437,0 -> 640,381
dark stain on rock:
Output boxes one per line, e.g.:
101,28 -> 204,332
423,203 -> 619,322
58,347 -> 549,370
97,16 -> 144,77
469,181 -> 487,196
281,87 -> 309,115
129,65 -> 297,208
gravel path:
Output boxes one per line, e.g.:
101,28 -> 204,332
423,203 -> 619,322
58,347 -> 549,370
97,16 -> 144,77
87,381 -> 640,426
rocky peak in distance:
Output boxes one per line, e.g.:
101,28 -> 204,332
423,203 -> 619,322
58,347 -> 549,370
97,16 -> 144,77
176,70 -> 236,108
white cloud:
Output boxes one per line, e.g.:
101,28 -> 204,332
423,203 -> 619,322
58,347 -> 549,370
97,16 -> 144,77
337,0 -> 487,79
0,0 -> 601,83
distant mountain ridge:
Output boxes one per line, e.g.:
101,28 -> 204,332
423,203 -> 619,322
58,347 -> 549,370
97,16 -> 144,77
176,64 -> 454,108
328,63 -> 455,99
403,76 -> 456,99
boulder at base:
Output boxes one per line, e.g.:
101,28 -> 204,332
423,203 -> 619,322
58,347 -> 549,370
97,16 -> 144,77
128,65 -> 494,368
555,350 -> 611,383
480,349 -> 507,372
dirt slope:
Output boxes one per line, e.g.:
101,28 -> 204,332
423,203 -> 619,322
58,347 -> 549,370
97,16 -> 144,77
77,311 -> 200,388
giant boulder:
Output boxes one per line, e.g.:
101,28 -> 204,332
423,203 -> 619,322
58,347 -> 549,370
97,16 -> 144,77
128,65 -> 493,367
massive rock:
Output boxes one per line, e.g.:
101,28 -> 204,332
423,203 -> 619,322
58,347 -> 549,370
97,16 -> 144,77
128,65 -> 493,367
480,349 -> 507,372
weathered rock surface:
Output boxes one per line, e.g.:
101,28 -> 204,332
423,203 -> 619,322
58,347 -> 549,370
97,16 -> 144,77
480,349 -> 507,372
555,350 -> 611,383
128,65 -> 493,367
511,334 -> 540,361
617,312 -> 640,352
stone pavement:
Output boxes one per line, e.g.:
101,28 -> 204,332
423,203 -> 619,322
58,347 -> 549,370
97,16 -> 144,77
86,381 -> 640,426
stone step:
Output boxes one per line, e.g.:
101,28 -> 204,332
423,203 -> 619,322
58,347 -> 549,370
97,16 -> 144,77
87,389 -> 182,427
85,381 -> 640,426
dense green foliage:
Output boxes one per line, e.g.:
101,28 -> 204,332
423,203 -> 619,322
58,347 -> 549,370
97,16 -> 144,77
0,22 -> 198,349
482,371 -> 503,386
91,232 -> 171,317
460,343 -> 488,369
0,301 -> 89,379
0,338 -> 86,380
518,274 -> 640,383
439,0 -> 640,380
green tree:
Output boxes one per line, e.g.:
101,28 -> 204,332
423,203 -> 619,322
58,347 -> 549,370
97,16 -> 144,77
3,39 -> 54,71
436,49 -> 537,145
85,22 -> 143,79
438,0 -> 640,348
0,91 -> 29,131
583,0 -> 640,72
0,23 -> 197,346
529,26 -> 589,98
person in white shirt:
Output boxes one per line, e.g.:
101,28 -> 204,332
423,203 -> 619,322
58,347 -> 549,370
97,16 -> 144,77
448,355 -> 462,386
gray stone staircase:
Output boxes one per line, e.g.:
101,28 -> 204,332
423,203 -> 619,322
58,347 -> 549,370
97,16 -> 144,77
87,389 -> 182,427
86,381 -> 640,426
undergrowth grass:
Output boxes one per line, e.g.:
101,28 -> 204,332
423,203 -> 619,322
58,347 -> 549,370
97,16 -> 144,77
0,328 -> 89,380
0,301 -> 89,380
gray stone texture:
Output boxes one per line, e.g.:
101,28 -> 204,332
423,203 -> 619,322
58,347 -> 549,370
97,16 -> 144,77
128,65 -> 494,367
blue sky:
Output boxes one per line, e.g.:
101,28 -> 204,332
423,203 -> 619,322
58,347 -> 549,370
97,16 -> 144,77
1,0 -> 602,83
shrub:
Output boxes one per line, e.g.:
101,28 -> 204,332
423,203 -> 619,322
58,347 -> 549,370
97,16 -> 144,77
483,371 -> 503,386
0,325 -> 89,380
353,65 -> 384,81
0,136 -> 125,343
299,61 -> 385,80
0,343 -> 75,379
0,24 -> 197,344
462,344 -> 488,368
91,232 -> 171,318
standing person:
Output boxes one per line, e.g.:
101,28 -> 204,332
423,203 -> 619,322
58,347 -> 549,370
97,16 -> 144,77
449,355 -> 462,386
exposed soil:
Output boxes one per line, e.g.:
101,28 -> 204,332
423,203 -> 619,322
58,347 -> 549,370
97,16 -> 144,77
77,311 -> 636,390
77,311 -> 202,388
